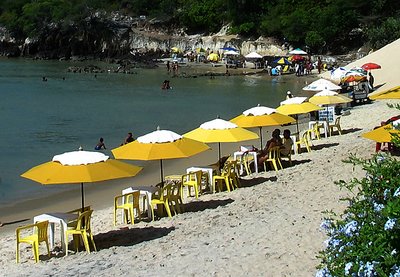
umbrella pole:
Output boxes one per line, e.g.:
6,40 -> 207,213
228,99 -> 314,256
81,183 -> 84,212
160,159 -> 164,187
218,142 -> 221,161
259,127 -> 263,149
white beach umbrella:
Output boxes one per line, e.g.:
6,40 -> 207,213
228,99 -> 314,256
280,96 -> 308,106
330,67 -> 348,82
225,50 -> 240,55
303,79 -> 342,91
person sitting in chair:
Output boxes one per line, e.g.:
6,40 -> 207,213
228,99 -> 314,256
280,129 -> 293,157
258,129 -> 282,165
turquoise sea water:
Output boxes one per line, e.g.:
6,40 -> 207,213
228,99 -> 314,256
0,58 -> 308,207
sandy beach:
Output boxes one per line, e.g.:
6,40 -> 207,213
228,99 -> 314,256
1,39 -> 399,276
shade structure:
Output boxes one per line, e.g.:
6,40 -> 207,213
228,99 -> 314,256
276,101 -> 323,133
230,105 -> 295,148
21,151 -> 143,210
362,124 -> 400,143
273,57 -> 291,65
183,118 -> 259,160
341,74 -> 367,83
303,79 -> 342,91
289,48 -> 308,55
330,67 -> 348,82
370,86 -> 400,100
112,128 -> 210,183
309,89 -> 352,105
245,52 -> 262,59
361,62 -> 381,71
225,50 -> 239,55
220,47 -> 238,52
207,53 -> 219,62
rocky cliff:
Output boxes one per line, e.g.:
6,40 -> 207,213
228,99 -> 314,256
0,12 -> 287,61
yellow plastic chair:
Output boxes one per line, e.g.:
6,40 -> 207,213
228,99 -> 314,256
329,116 -> 342,135
168,181 -> 184,215
16,220 -> 50,263
229,160 -> 241,189
311,122 -> 321,140
213,161 -> 234,192
181,170 -> 202,199
235,152 -> 252,176
65,209 -> 96,255
263,146 -> 283,172
295,130 -> 312,153
114,191 -> 141,226
150,183 -> 172,220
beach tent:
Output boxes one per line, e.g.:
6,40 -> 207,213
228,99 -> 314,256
245,52 -> 263,59
289,48 -> 308,55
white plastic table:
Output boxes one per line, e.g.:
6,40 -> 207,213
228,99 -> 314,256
122,186 -> 158,219
33,212 -> 78,252
186,166 -> 214,193
233,151 -> 258,174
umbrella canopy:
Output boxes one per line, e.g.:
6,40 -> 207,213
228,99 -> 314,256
112,128 -> 210,183
245,52 -> 263,59
184,118 -> 258,159
370,85 -> 400,100
290,55 -> 305,62
341,74 -> 367,83
276,99 -> 322,133
273,57 -> 291,65
207,53 -> 219,62
225,50 -> 240,55
330,67 -> 348,82
361,62 -> 381,71
171,47 -> 181,53
21,150 -> 142,210
309,89 -> 352,105
289,48 -> 308,55
220,47 -> 238,52
230,105 -> 295,147
362,124 -> 400,143
303,79 -> 342,91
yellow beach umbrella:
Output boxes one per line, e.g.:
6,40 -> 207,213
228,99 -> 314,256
112,128 -> 209,183
230,105 -> 295,148
21,151 -> 142,210
370,86 -> 400,100
184,118 -> 258,159
276,97 -> 323,115
362,124 -> 400,143
207,53 -> 219,62
309,89 -> 352,105
276,97 -> 323,133
171,47 -> 181,53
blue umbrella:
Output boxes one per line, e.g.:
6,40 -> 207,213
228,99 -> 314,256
220,47 -> 239,52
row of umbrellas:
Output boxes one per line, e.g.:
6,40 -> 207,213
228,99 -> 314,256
21,78 -> 354,210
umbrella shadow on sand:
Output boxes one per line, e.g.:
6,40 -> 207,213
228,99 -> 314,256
183,198 -> 234,213
94,226 -> 175,250
239,176 -> 277,188
311,142 -> 340,151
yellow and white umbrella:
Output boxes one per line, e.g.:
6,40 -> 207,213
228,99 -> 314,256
21,150 -> 142,210
230,105 -> 295,147
309,89 -> 352,105
112,128 -> 210,183
370,86 -> 400,100
184,118 -> 258,159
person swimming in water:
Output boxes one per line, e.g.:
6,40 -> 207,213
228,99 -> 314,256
161,80 -> 171,90
95,137 -> 106,150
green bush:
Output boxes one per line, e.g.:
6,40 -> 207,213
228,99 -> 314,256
316,152 -> 400,276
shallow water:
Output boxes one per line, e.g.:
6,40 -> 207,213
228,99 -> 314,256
0,58 -> 309,207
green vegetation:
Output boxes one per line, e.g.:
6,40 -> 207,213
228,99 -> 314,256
0,0 -> 399,53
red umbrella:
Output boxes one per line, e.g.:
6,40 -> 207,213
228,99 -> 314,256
361,62 -> 381,70
291,55 -> 304,61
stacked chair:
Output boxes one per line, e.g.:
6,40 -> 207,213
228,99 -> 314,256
65,209 -> 97,255
114,191 -> 141,226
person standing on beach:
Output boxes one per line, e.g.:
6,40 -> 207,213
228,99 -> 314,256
317,57 -> 322,74
95,137 -> 106,150
369,72 -> 375,90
